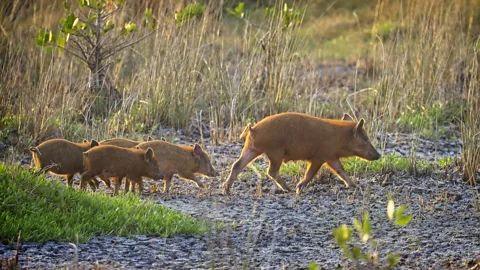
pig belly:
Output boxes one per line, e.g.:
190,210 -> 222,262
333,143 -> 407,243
282,145 -> 318,162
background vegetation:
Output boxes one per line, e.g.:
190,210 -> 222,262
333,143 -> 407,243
0,0 -> 479,184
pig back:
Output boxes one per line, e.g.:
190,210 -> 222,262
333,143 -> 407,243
35,139 -> 86,175
99,138 -> 139,148
249,113 -> 351,161
84,146 -> 146,176
136,141 -> 195,173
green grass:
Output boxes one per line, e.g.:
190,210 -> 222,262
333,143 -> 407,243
280,161 -> 307,177
277,155 -> 454,176
342,154 -> 455,174
238,155 -> 454,181
0,164 -> 208,243
396,103 -> 462,136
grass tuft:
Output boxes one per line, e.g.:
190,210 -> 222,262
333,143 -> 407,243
342,154 -> 454,175
0,164 -> 208,243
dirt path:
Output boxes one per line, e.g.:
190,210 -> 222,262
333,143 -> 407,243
1,133 -> 479,269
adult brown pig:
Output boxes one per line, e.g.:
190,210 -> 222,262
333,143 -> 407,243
222,112 -> 381,195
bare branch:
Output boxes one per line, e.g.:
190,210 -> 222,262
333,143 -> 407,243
71,30 -> 95,48
77,9 -> 97,30
70,38 -> 88,60
102,5 -> 124,20
49,44 -> 88,64
101,28 -> 161,60
230,13 -> 268,30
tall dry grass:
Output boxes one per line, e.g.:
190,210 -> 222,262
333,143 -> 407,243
0,0 -> 479,184
366,0 -> 479,182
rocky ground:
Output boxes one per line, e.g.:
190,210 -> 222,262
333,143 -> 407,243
1,131 -> 479,269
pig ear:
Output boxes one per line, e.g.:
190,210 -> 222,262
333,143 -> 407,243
90,139 -> 99,147
144,147 -> 154,161
341,113 -> 354,121
135,146 -> 140,149
83,139 -> 88,143
161,137 -> 166,141
30,147 -> 41,155
147,136 -> 154,141
354,119 -> 365,136
193,144 -> 203,156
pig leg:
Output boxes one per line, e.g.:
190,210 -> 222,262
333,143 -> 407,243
114,177 -> 124,195
124,179 -> 131,193
97,175 -> 112,189
163,173 -> 175,193
296,161 -> 324,195
326,159 -> 357,188
265,153 -> 291,192
131,179 -> 144,194
66,174 -> 74,187
180,173 -> 205,189
88,179 -> 97,192
80,171 -> 95,190
223,147 -> 262,194
138,179 -> 144,194
130,181 -> 136,193
127,177 -> 143,194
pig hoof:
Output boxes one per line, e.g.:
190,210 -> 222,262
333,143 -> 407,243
222,186 -> 231,195
296,183 -> 305,194
346,182 -> 357,189
277,188 -> 290,194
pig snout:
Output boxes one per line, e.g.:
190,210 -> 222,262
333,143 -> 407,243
208,167 -> 220,177
371,151 -> 381,160
367,148 -> 381,161
360,142 -> 382,161
209,170 -> 219,177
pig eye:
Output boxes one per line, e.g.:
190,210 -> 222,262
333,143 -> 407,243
359,131 -> 369,141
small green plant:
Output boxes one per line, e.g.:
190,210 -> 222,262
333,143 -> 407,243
0,164 -> 208,243
396,103 -> 460,137
226,2 -> 245,18
265,3 -> 304,30
370,21 -> 404,42
333,199 -> 412,269
309,261 -> 321,270
0,115 -> 21,139
175,2 -> 206,25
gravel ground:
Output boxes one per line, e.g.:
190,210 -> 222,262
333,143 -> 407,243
1,131 -> 479,269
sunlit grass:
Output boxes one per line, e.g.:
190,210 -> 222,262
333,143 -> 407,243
237,155 -> 455,181
342,155 -> 455,174
0,164 -> 208,243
